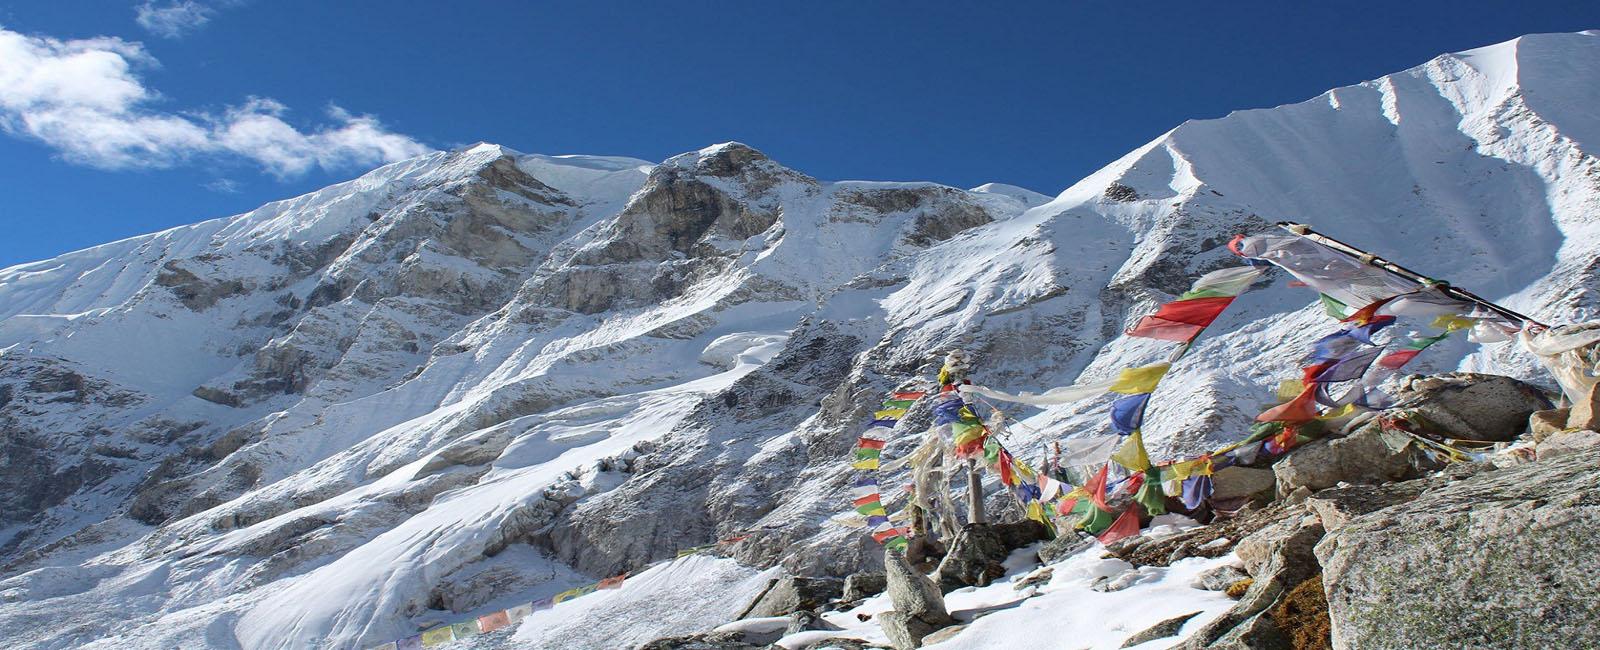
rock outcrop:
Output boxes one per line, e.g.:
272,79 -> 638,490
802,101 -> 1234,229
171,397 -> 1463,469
1317,448 -> 1600,650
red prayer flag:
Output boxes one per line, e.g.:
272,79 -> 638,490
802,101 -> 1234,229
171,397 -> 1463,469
856,437 -> 886,450
1257,384 -> 1321,423
477,611 -> 512,633
1341,296 -> 1396,325
892,391 -> 925,400
997,449 -> 1016,486
1377,349 -> 1421,370
1085,464 -> 1111,511
853,494 -> 881,507
872,527 -> 906,543
598,575 -> 626,589
1127,297 -> 1236,341
1097,506 -> 1142,544
1055,497 -> 1079,516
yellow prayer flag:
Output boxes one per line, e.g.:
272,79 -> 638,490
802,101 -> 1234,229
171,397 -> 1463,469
873,408 -> 907,420
1275,380 -> 1305,403
1108,363 -> 1171,395
1432,315 -> 1477,331
420,626 -> 455,646
1167,458 -> 1204,480
851,458 -> 880,470
1110,430 -> 1151,472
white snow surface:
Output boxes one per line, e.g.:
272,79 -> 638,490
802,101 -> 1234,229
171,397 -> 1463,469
0,31 -> 1598,649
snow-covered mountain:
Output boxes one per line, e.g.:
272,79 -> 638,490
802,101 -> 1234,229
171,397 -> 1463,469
2,30 -> 1597,649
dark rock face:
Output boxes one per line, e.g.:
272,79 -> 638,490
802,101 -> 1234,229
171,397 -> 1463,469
739,576 -> 843,619
933,524 -> 1010,590
1317,448 -> 1600,650
1394,373 -> 1551,442
841,572 -> 886,601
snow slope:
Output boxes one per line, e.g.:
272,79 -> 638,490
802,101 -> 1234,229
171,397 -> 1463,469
1,30 -> 1598,650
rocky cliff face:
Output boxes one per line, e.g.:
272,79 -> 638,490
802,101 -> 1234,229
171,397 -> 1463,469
1,30 -> 1599,650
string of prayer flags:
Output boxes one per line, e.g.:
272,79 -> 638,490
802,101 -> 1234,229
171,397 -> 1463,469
852,437 -> 885,470
846,389 -> 922,552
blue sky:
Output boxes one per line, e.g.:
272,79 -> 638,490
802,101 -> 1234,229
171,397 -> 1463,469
1,2 -> 1597,267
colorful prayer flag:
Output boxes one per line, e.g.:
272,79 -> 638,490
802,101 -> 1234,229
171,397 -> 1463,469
892,391 -> 926,400
873,408 -> 907,420
1098,507 -> 1142,544
1109,393 -> 1149,435
477,611 -> 512,634
1108,363 -> 1171,395
882,399 -> 916,409
598,575 -> 626,590
1127,297 -> 1236,342
1110,430 -> 1151,472
420,626 -> 455,647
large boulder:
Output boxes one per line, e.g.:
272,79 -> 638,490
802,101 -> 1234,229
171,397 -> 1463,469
841,572 -> 886,602
1316,448 -> 1600,649
1210,466 -> 1276,503
1394,373 -> 1550,442
933,523 -> 1009,590
880,549 -> 955,649
738,576 -> 843,619
1272,424 -> 1420,495
1571,379 -> 1600,431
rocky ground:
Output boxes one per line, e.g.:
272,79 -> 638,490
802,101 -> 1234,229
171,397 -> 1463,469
633,372 -> 1600,650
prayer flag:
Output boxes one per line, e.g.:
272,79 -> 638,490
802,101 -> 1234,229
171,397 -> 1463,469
1134,468 -> 1166,516
530,597 -> 554,611
1109,393 -> 1149,435
1110,430 -> 1151,472
882,399 -> 916,409
1078,502 -> 1116,534
420,626 -> 455,647
1127,297 -> 1235,341
1109,363 -> 1171,395
873,408 -> 907,420
856,437 -> 886,450
1181,475 -> 1214,509
856,502 -> 888,517
1312,346 -> 1383,383
506,604 -> 533,623
1257,384 -> 1321,423
1098,507 -> 1142,544
477,611 -> 512,634
892,391 -> 925,400
850,458 -> 879,470
1084,464 -> 1111,510
451,621 -> 480,639
867,419 -> 898,428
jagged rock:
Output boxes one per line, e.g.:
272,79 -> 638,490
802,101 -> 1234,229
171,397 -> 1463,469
842,572 -> 886,601
1395,373 -> 1550,442
739,576 -> 844,619
934,524 -> 1009,590
1121,611 -> 1202,647
990,519 -> 1050,549
1037,532 -> 1096,565
1572,379 -> 1600,432
880,549 -> 954,650
1210,466 -> 1276,503
1012,567 -> 1053,591
1303,480 -> 1435,531
1180,513 -> 1324,649
637,631 -> 765,650
1535,429 -> 1600,459
1234,513 -> 1321,579
1317,448 -> 1600,650
1528,407 -> 1571,441
1191,564 -> 1250,591
1272,424 -> 1418,495
786,610 -> 841,635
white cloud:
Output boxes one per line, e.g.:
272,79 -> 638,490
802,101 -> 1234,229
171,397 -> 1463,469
135,1 -> 214,39
0,25 -> 433,176
204,177 -> 240,193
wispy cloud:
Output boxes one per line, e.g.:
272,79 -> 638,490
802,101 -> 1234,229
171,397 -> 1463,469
204,177 -> 240,193
135,1 -> 215,39
0,25 -> 433,177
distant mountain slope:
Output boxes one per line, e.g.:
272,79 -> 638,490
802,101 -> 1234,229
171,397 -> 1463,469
0,30 -> 1596,650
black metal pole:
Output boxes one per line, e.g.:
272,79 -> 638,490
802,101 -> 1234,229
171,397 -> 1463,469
1275,222 -> 1545,328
